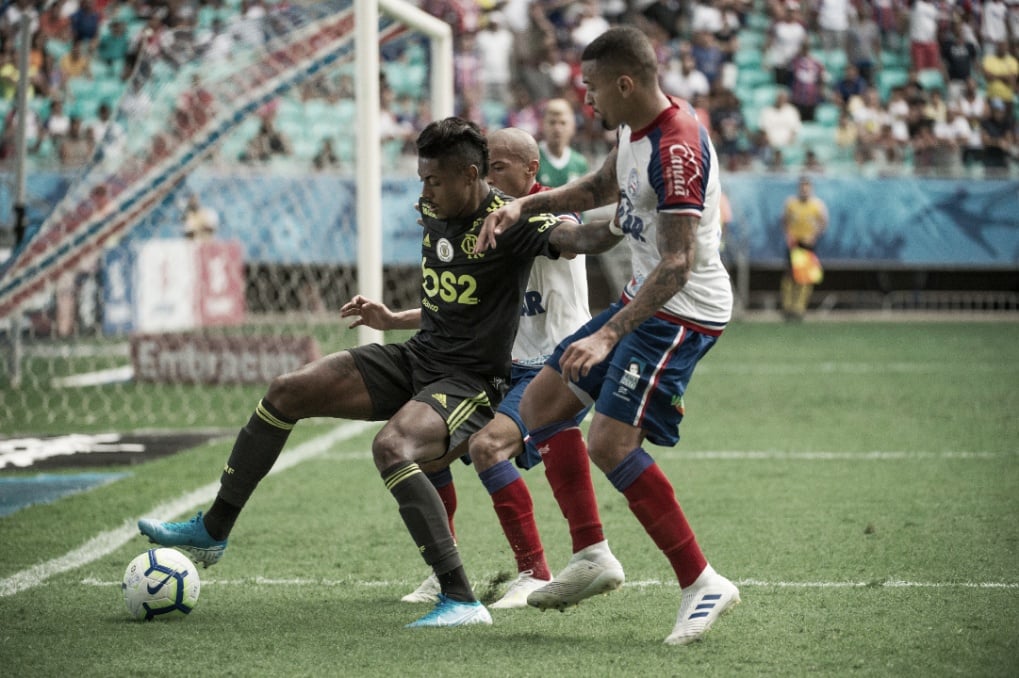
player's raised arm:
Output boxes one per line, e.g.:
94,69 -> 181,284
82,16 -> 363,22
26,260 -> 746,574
474,147 -> 620,253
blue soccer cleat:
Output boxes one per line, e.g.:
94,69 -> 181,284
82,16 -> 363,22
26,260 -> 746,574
404,594 -> 493,628
138,511 -> 227,568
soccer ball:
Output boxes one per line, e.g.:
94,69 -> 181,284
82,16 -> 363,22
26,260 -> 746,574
122,548 -> 201,620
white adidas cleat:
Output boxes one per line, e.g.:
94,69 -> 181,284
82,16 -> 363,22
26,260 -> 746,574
490,570 -> 551,609
527,540 -> 625,611
401,573 -> 440,604
664,565 -> 740,646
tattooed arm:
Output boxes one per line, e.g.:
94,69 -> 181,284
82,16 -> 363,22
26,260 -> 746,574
558,212 -> 698,382
474,147 -> 620,252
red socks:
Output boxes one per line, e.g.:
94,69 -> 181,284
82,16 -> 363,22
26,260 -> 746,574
490,477 -> 551,580
540,427 -> 605,553
621,461 -> 706,588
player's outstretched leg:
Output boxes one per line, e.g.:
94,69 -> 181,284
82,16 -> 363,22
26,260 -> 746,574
138,511 -> 227,568
665,565 -> 741,646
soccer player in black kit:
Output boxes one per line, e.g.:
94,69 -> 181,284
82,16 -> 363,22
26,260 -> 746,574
138,118 -> 570,628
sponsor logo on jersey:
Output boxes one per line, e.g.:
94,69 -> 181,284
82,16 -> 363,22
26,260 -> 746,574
619,358 -> 644,390
671,394 -> 685,415
665,143 -> 701,199
460,233 -> 481,259
436,238 -> 454,262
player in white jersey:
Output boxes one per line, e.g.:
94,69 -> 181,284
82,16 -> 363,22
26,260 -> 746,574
476,26 -> 740,646
353,128 -> 616,610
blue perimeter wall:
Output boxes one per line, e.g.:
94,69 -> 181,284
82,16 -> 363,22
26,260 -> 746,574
4,172 -> 1017,269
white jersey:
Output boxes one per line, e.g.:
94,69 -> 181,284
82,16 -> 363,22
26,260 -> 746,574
513,183 -> 590,366
513,253 -> 590,366
610,97 -> 732,332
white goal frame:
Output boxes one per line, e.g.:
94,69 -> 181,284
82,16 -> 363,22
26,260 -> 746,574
356,0 -> 453,346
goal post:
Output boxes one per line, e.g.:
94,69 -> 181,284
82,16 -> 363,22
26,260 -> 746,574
356,0 -> 452,346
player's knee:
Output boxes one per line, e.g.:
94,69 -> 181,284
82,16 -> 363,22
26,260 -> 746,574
468,428 -> 512,470
264,370 -> 304,417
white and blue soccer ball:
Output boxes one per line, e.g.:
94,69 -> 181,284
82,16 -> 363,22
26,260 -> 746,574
122,548 -> 201,620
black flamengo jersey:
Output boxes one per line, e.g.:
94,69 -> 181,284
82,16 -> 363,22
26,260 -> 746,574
406,188 -> 561,378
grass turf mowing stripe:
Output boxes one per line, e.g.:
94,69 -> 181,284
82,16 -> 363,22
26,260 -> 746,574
0,421 -> 377,598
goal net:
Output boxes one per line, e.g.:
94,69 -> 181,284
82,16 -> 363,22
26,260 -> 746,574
0,0 -> 449,435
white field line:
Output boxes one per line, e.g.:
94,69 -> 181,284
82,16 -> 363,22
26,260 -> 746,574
697,362 -> 1017,375
0,421 -> 378,598
318,449 -> 1016,462
75,576 -> 1019,590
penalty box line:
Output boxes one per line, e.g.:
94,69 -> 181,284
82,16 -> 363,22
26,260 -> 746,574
0,421 -> 378,598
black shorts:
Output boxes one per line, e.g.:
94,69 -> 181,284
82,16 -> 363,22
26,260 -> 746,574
348,342 -> 506,454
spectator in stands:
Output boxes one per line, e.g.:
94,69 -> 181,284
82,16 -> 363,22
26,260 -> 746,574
764,5 -> 808,88
939,102 -> 975,168
506,82 -> 542,138
58,115 -> 94,166
759,88 -> 802,149
851,87 -> 887,162
662,50 -> 710,102
845,3 -> 881,83
710,88 -> 749,170
2,0 -> 39,36
70,0 -> 102,49
908,0 -> 941,72
44,97 -> 71,147
58,40 -> 92,84
834,108 -> 859,159
981,41 -> 1018,106
313,137 -> 341,170
833,63 -> 868,108
980,0 -> 1010,54
803,147 -> 826,173
789,45 -> 827,122
873,0 -> 907,52
0,43 -> 30,101
477,11 -> 515,106
98,19 -> 130,69
980,98 -> 1015,174
817,0 -> 852,55
910,118 -> 951,173
536,97 -> 588,188
570,0 -> 611,49
690,30 -> 726,90
39,0 -> 72,45
940,20 -> 979,103
183,194 -> 220,241
0,103 -> 42,160
240,115 -> 292,164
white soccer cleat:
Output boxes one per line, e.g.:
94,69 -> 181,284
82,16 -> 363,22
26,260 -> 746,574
664,565 -> 740,646
401,573 -> 440,604
526,540 -> 625,611
489,570 -> 551,609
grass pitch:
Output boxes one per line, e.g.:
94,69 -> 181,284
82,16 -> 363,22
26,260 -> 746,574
1,320 -> 1017,677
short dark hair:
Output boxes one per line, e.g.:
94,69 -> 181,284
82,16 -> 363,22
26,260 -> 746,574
416,117 -> 488,176
581,26 -> 659,86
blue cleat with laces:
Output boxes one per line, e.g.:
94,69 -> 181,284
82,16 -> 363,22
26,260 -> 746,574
405,594 -> 493,628
138,511 -> 227,568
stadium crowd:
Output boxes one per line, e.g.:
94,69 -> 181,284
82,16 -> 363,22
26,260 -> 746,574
0,0 -> 1014,176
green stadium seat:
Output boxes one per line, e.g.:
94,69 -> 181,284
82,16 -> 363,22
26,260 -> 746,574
734,49 -> 763,70
814,103 -> 841,127
877,68 -> 908,99
917,69 -> 945,93
751,84 -> 782,108
737,68 -> 772,91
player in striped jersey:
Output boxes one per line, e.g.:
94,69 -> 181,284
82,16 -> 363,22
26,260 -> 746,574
476,26 -> 741,646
